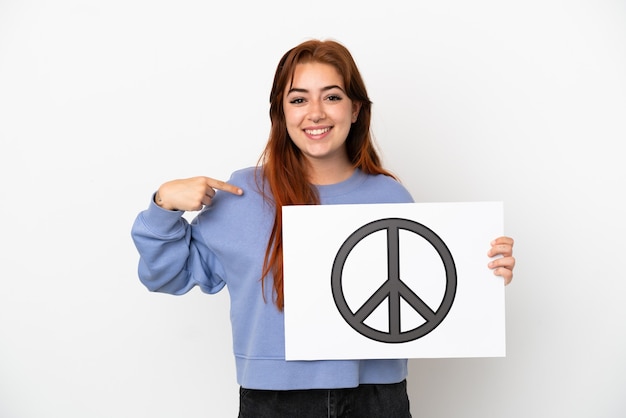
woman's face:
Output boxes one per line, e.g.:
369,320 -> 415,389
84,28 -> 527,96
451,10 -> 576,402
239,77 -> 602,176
283,62 -> 361,168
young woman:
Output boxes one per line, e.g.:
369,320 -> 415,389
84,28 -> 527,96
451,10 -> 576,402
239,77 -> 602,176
131,39 -> 515,418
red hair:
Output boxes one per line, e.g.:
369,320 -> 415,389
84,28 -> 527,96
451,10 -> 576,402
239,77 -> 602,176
257,39 -> 396,310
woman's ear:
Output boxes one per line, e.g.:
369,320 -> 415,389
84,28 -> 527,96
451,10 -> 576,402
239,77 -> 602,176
352,102 -> 362,123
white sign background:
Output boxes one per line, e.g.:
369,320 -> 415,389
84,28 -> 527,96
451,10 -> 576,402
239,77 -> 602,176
282,202 -> 505,360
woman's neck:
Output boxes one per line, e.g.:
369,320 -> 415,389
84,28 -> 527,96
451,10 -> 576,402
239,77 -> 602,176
307,158 -> 355,185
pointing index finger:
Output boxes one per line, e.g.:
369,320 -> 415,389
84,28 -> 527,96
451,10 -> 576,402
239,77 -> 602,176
207,177 -> 243,196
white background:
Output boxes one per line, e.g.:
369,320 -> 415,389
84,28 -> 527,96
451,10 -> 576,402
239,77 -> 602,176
1,1 -> 624,417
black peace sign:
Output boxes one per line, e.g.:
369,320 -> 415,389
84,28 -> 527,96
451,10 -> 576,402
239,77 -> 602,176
331,218 -> 457,343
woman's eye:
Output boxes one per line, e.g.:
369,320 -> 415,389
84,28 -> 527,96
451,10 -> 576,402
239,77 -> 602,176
326,95 -> 342,102
289,98 -> 305,105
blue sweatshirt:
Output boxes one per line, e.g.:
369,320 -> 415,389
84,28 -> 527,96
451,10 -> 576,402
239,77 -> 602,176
131,167 -> 415,390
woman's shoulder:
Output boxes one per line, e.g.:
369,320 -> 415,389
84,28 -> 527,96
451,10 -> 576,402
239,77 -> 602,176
362,172 -> 414,203
225,166 -> 265,192
201,166 -> 269,219
228,166 -> 258,183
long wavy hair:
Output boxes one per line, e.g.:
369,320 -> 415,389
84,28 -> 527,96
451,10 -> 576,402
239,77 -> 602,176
257,39 -> 397,310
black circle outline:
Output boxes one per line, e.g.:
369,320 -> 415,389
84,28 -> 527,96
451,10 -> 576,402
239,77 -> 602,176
331,218 -> 457,343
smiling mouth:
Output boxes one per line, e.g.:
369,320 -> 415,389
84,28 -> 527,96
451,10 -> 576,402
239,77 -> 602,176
304,127 -> 331,136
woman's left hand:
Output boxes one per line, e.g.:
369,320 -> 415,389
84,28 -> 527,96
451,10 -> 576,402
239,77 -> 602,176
487,236 -> 516,285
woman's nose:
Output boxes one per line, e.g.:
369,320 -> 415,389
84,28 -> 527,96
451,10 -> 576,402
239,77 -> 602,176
308,101 -> 325,123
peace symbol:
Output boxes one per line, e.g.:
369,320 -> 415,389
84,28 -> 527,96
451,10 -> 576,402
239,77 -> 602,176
331,218 -> 457,343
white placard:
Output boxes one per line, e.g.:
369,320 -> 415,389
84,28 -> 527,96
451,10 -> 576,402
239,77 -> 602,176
282,202 -> 505,360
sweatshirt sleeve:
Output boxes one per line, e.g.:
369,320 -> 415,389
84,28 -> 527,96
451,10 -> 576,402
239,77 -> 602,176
130,195 -> 226,295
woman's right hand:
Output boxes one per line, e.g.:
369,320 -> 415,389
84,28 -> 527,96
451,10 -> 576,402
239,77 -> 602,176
155,176 -> 243,211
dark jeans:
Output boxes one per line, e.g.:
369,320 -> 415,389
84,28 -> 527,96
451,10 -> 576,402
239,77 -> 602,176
238,380 -> 411,418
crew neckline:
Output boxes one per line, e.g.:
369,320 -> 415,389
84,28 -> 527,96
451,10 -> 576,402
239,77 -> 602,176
314,168 -> 366,198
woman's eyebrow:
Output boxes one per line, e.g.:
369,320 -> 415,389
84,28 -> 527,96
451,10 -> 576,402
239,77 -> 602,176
287,85 -> 346,95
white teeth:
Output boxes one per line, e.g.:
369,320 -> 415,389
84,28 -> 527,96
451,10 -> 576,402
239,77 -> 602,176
305,128 -> 330,135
